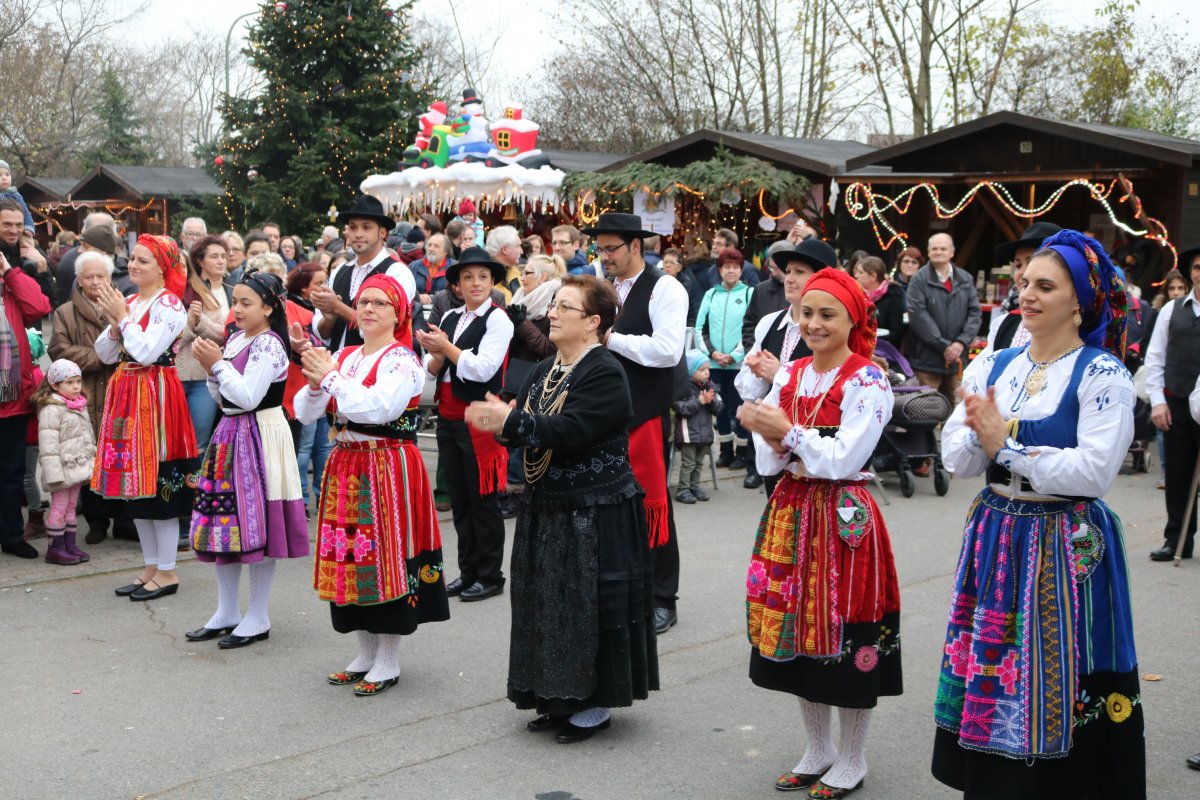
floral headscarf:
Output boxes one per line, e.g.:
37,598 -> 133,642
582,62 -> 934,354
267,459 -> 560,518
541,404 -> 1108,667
137,234 -> 187,299
1039,229 -> 1128,359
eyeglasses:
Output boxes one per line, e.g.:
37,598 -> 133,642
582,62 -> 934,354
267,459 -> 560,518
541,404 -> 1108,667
355,298 -> 392,311
551,240 -> 573,247
551,301 -> 588,315
594,242 -> 629,256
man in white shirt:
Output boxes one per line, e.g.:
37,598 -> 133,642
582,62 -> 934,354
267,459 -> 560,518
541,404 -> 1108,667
1144,244 -> 1200,561
311,196 -> 416,351
586,212 -> 688,634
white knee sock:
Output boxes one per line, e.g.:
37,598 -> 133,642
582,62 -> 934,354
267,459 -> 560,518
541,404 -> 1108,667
233,560 -> 275,637
134,519 -> 158,566
346,632 -> 379,673
364,633 -> 402,682
821,707 -> 871,789
205,563 -> 242,629
154,519 -> 178,571
568,707 -> 611,728
793,699 -> 838,775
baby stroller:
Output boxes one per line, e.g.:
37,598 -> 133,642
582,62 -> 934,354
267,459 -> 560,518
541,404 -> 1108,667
871,340 -> 954,498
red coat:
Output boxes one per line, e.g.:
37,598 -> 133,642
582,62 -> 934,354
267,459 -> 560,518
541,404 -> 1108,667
1,266 -> 51,419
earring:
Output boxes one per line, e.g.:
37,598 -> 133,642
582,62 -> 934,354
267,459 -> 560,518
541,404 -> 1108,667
1072,311 -> 1082,327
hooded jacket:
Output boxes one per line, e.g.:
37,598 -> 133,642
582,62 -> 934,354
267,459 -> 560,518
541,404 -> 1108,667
695,281 -> 752,369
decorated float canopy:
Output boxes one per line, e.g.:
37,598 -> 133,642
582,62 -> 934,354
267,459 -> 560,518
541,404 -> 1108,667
361,89 -> 567,214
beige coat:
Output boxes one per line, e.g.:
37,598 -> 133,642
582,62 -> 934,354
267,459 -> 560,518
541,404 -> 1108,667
37,395 -> 97,492
48,284 -> 117,432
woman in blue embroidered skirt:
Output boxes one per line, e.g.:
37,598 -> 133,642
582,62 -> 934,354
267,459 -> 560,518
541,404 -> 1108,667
932,230 -> 1144,799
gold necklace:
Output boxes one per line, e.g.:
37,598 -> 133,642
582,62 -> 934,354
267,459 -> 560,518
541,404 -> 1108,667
1023,341 -> 1084,396
522,345 -> 600,483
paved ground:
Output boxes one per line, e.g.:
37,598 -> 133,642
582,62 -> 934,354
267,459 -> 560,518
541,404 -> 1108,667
3,450 -> 1197,800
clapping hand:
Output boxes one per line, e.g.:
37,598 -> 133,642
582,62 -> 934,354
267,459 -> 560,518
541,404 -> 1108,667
95,283 -> 130,324
465,391 -> 515,434
738,401 -> 792,453
746,349 -> 782,382
289,321 -> 313,356
962,386 -> 1007,458
414,326 -> 450,355
309,286 -> 339,313
187,301 -> 203,331
699,388 -> 716,405
191,338 -> 223,373
300,347 -> 336,389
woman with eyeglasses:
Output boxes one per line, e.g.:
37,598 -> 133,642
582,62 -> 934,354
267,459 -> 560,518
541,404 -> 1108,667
293,273 -> 449,696
467,274 -> 657,744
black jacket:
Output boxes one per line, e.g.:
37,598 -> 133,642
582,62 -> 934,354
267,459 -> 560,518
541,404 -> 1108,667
741,275 -> 788,350
872,281 -> 907,349
681,260 -> 712,326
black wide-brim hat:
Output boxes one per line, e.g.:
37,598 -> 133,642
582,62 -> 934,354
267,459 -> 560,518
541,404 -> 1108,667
1178,245 -> 1200,271
445,246 -> 506,285
994,221 -> 1062,265
581,212 -> 656,238
336,195 -> 393,229
774,238 -> 837,271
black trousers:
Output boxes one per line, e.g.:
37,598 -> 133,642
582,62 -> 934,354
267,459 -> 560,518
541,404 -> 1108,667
652,413 -> 680,609
0,415 -> 29,546
437,418 -> 506,585
1162,395 -> 1199,555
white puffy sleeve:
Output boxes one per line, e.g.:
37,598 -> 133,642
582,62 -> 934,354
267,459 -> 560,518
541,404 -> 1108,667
941,351 -> 994,477
210,333 -> 289,411
785,364 -> 892,480
95,293 -> 186,365
998,354 -> 1135,497
310,346 -> 424,425
735,313 -> 776,402
752,361 -> 797,477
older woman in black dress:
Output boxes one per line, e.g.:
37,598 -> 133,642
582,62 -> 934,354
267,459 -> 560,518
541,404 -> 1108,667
467,274 -> 658,744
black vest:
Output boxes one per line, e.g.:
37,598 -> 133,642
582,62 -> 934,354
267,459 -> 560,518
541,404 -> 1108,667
329,253 -> 401,349
1165,297 -> 1200,397
760,308 -> 812,362
993,311 -> 1022,351
611,266 -> 677,428
220,380 -> 286,415
437,304 -> 505,401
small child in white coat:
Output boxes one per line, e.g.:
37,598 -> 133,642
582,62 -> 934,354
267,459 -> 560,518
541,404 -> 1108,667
34,359 -> 96,565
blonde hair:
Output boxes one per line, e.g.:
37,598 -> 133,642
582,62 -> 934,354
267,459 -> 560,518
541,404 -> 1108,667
527,254 -> 565,280
247,253 -> 287,278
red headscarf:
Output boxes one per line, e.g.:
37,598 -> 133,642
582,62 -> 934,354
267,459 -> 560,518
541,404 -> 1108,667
800,267 -> 878,360
137,234 -> 187,299
355,274 -> 412,349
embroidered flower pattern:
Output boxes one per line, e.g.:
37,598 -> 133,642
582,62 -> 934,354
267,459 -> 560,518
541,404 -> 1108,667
1105,692 -> 1133,723
854,645 -> 878,672
746,561 -> 768,598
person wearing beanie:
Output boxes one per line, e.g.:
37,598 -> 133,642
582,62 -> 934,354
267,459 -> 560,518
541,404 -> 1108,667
33,359 -> 96,565
399,226 -> 425,265
673,350 -> 722,504
0,160 -> 35,235
453,198 -> 485,244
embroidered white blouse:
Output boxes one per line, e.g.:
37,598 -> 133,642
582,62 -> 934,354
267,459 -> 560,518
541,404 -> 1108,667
94,290 -> 185,366
942,347 -> 1135,499
735,307 -> 805,402
293,345 -> 424,442
751,360 -> 893,481
206,331 -> 289,412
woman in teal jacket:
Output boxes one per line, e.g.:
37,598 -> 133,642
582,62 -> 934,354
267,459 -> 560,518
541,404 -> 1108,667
695,248 -> 754,469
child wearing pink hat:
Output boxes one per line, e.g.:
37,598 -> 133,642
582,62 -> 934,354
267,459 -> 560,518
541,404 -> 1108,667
33,358 -> 96,565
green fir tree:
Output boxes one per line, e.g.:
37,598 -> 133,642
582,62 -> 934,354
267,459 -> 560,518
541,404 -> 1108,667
87,67 -> 151,167
210,0 -> 428,234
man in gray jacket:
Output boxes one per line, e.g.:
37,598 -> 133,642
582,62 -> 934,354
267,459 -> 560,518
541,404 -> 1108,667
904,233 -> 981,400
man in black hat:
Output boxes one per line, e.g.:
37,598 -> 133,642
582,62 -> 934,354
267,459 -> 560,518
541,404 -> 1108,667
312,195 -> 417,351
1145,244 -> 1200,562
416,247 -> 513,602
981,221 -> 1062,358
736,239 -> 832,494
585,212 -> 689,634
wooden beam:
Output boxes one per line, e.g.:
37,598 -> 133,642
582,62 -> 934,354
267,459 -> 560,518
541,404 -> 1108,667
976,189 -> 1024,241
955,211 -> 990,269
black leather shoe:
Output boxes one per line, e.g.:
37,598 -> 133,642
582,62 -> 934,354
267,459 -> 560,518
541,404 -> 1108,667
526,714 -> 566,732
1,541 -> 38,559
185,625 -> 236,641
115,580 -> 146,597
1150,546 -> 1176,561
460,581 -> 503,602
744,472 -> 764,489
129,581 -> 179,601
445,576 -> 469,596
218,631 -> 270,649
1187,752 -> 1200,771
654,607 -> 678,634
556,717 -> 610,743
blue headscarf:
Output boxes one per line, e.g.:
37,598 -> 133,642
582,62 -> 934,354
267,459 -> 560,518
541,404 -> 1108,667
1038,229 -> 1128,359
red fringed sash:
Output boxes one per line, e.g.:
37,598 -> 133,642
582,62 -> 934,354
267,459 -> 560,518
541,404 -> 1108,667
438,389 -> 508,497
628,418 -> 668,548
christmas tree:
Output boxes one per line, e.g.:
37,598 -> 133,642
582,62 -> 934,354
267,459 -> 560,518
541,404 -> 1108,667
210,0 -> 427,234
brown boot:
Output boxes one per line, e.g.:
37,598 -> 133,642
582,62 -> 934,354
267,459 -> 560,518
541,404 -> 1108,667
23,508 -> 47,541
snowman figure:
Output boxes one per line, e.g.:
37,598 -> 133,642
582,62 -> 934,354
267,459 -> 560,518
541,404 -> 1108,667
446,88 -> 493,162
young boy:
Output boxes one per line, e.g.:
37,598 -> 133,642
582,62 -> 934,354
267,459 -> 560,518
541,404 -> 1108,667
0,160 -> 35,234
673,350 -> 723,504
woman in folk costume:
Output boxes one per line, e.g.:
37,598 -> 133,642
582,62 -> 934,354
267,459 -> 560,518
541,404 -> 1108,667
466,275 -> 658,744
294,274 -> 449,697
932,230 -> 1144,799
414,247 -> 514,603
738,267 -> 901,799
184,272 -> 309,649
92,235 -> 200,601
